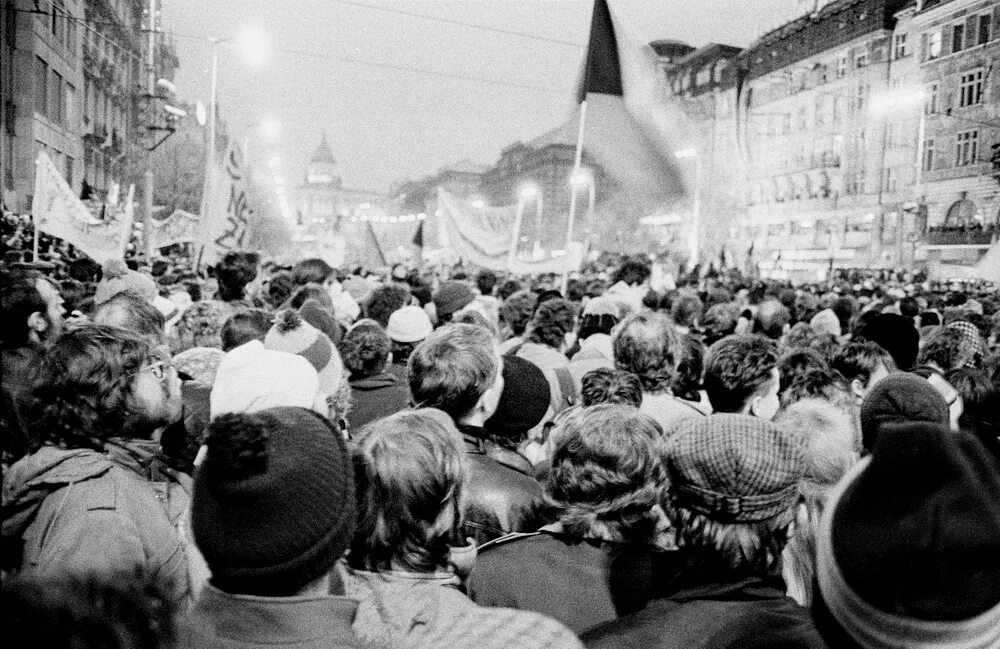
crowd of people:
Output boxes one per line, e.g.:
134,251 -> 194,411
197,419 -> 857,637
1,248 -> 998,649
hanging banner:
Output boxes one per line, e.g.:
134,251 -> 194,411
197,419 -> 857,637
148,209 -> 199,250
31,152 -> 134,263
436,188 -> 585,274
195,142 -> 252,268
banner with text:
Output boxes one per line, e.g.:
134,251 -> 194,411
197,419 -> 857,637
149,209 -> 199,250
31,152 -> 134,263
196,142 -> 252,267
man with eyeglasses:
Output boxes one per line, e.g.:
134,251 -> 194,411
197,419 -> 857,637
1,324 -> 191,606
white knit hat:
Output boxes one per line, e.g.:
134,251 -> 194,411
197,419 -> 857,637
386,305 -> 433,343
210,340 -> 321,418
265,309 -> 345,397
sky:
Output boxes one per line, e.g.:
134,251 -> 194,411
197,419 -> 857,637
161,0 -> 808,193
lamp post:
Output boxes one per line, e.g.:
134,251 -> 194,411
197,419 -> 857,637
674,148 -> 701,267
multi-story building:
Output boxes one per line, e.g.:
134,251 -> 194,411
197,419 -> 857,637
2,0 -> 86,212
655,40 -> 745,264
910,0 -> 1000,272
735,0 -> 914,278
1,0 -> 175,214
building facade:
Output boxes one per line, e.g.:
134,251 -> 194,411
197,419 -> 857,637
911,0 -> 1000,272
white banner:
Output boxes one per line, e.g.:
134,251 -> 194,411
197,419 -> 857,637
149,209 -> 198,250
195,142 -> 252,267
31,152 -> 134,263
436,188 -> 585,274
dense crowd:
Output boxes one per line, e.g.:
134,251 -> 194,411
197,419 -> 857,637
1,250 -> 998,649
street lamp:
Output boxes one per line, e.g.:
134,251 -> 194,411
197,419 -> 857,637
471,199 -> 485,209
674,148 -> 702,267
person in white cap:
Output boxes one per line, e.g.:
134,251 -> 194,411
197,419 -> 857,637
385,305 -> 433,383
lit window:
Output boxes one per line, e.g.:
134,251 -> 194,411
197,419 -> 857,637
928,30 -> 942,59
955,130 -> 978,167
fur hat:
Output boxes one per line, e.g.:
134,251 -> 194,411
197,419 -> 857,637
816,422 -> 1000,648
192,407 -> 356,596
93,258 -> 157,306
859,372 -> 949,452
433,281 -> 475,318
265,309 -> 345,398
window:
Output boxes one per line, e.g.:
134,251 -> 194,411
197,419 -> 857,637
926,83 -> 938,114
49,70 -> 63,125
34,57 -> 48,116
837,55 -> 847,78
959,69 -> 984,107
714,62 -> 726,83
696,66 -> 711,86
922,139 -> 935,171
64,83 -> 75,126
856,50 -> 869,67
856,83 -> 868,110
893,33 -> 907,58
979,14 -> 992,45
952,24 -> 964,52
928,30 -> 942,59
955,130 -> 978,167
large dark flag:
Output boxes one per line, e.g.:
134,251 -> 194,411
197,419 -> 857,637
574,0 -> 688,203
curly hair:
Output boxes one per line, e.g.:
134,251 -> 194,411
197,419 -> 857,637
832,341 -> 895,389
672,505 -> 794,577
348,409 -> 466,573
265,271 -> 295,309
546,405 -> 669,545
365,284 -> 411,329
26,324 -> 151,452
612,311 -> 682,395
291,257 -> 334,286
340,320 -> 390,380
776,348 -> 828,395
917,326 -> 975,372
526,298 -> 578,349
215,251 -> 259,302
499,290 -> 537,337
704,334 -> 779,413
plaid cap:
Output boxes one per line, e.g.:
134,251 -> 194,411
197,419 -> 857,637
946,321 -> 987,366
664,414 -> 806,522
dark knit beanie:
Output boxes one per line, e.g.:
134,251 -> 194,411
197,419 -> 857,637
856,313 -> 919,371
817,422 -> 1000,647
860,372 -> 949,452
192,406 -> 355,596
485,355 -> 551,441
432,281 -> 475,318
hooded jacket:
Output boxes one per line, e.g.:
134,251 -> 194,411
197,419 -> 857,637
2,439 -> 191,605
340,564 -> 583,649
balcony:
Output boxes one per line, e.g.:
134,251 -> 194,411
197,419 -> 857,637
925,226 -> 996,247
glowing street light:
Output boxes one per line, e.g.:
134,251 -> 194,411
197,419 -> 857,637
519,184 -> 539,199
259,118 -> 281,140
674,148 -> 698,160
570,169 -> 593,186
471,199 -> 485,209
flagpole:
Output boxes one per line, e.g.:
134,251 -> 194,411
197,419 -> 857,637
562,100 -> 589,295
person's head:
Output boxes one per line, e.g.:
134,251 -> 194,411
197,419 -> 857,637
365,284 -> 411,329
264,270 -> 295,309
612,311 -> 683,396
28,325 -> 182,450
0,270 -> 64,348
496,278 -> 524,301
408,324 -> 503,426
779,368 -> 856,429
776,348 -> 828,395
349,409 -> 465,574
221,309 -> 273,352
701,302 -> 741,345
4,573 -> 177,649
580,368 -> 643,408
288,283 -> 334,310
704,334 -> 780,418
92,293 -> 166,346
946,367 -> 999,443
752,300 -> 792,340
340,319 -> 391,380
662,414 -> 806,576
546,405 -> 668,544
832,341 -> 896,403
672,334 -> 705,402
192,407 -> 355,596
856,313 -> 919,371
215,251 -> 260,302
671,293 -> 704,330
526,298 -> 578,351
499,290 -> 537,338
475,270 -> 498,296
432,281 -> 475,324
899,295 -> 920,320
172,300 -> 233,352
918,326 -> 977,373
814,423 -> 1000,649
612,258 -> 651,288
578,296 -> 619,340
291,257 -> 335,286
386,305 -> 433,365
831,295 -> 858,333
859,372 -> 950,452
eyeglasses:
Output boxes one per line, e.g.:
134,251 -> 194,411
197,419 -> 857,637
116,358 -> 172,384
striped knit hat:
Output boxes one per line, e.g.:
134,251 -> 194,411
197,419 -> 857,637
265,309 -> 345,398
